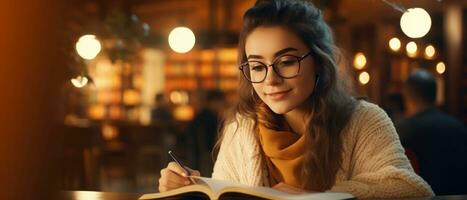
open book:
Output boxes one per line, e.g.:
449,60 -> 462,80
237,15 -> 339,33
139,177 -> 355,200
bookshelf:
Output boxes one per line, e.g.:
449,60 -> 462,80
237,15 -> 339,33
65,48 -> 240,124
164,48 -> 239,104
85,58 -> 144,122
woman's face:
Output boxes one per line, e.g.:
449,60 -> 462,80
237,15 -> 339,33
245,26 -> 317,114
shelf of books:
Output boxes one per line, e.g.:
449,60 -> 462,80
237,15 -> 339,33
85,58 -> 143,122
66,48 -> 240,125
164,48 -> 239,104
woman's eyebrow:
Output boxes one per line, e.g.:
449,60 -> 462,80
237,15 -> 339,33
246,47 -> 298,60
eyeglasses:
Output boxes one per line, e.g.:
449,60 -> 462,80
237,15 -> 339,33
239,51 -> 312,83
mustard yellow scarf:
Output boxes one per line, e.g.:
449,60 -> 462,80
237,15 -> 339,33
258,123 -> 305,188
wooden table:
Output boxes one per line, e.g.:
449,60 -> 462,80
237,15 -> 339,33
61,191 -> 467,200
61,191 -> 142,200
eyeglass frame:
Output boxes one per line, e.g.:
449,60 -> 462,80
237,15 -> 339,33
238,51 -> 313,83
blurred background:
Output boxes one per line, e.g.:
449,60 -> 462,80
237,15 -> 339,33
1,0 -> 465,197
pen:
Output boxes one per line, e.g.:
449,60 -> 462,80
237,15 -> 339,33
168,150 -> 196,184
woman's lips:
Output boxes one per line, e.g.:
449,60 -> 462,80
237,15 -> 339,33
265,89 -> 292,101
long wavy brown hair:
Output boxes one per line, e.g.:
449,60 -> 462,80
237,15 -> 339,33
214,0 -> 358,191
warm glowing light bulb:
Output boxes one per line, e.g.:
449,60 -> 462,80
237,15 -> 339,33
400,8 -> 432,38
389,37 -> 401,52
102,124 -> 119,140
406,41 -> 418,57
170,90 -> 189,104
353,52 -> 367,70
359,71 -> 370,85
425,45 -> 436,59
436,62 -> 446,74
76,34 -> 101,60
170,91 -> 181,104
168,27 -> 196,53
71,76 -> 88,88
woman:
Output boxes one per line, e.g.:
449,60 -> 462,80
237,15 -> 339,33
158,0 -> 434,198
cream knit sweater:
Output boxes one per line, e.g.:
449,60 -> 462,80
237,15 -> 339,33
211,101 -> 434,199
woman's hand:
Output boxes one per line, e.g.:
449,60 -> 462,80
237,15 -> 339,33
272,182 -> 312,194
158,162 -> 200,192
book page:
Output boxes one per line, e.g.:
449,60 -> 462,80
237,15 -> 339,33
220,186 -> 355,200
138,177 -> 231,200
191,176 -> 245,195
139,177 -> 354,200
192,177 -> 354,200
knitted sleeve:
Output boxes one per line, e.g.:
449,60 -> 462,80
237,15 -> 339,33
211,116 -> 265,186
329,103 -> 434,199
211,120 -> 240,181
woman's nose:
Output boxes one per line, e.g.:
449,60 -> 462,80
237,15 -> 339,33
263,65 -> 283,85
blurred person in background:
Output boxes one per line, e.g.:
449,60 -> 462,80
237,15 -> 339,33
187,89 -> 226,176
397,69 -> 467,195
384,93 -> 406,124
151,93 -> 173,124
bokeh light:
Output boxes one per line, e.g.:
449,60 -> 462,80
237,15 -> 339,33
406,41 -> 418,57
425,45 -> 436,59
436,62 -> 446,74
168,27 -> 196,53
71,76 -> 88,88
353,52 -> 367,70
389,37 -> 401,52
359,71 -> 370,85
400,8 -> 432,38
76,34 -> 101,60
